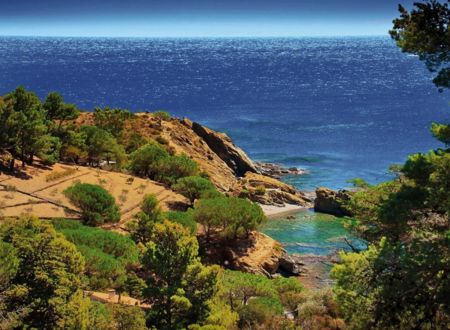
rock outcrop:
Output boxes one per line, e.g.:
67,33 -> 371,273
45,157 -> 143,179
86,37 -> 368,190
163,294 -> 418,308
277,251 -> 301,276
190,121 -> 258,177
75,113 -> 308,207
200,232 -> 284,277
255,162 -> 306,179
243,172 -> 312,207
314,187 -> 352,217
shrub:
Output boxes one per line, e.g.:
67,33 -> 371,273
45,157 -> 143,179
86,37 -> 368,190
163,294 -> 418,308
239,189 -> 250,199
240,297 -> 284,327
153,110 -> 171,121
172,176 -> 217,203
4,184 -> 16,192
165,210 -> 197,235
254,185 -> 266,196
127,194 -> 163,244
64,183 -> 120,226
124,132 -> 148,153
192,197 -> 266,240
128,143 -> 169,178
156,154 -> 199,185
53,218 -> 139,290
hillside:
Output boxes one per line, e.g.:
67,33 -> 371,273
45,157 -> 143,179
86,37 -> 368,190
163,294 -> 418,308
0,162 -> 187,232
75,112 -> 311,207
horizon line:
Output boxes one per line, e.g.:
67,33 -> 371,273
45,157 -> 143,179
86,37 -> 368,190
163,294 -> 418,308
0,33 -> 390,39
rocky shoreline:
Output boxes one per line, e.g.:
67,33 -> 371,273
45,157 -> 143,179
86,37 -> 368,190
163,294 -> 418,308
254,161 -> 308,179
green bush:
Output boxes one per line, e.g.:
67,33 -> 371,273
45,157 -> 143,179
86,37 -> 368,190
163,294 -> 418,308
128,194 -> 163,244
64,183 -> 121,226
192,197 -> 266,240
239,188 -> 250,199
156,154 -> 199,185
172,176 -> 217,203
253,185 -> 266,196
165,210 -> 197,235
153,110 -> 171,121
93,107 -> 134,138
53,219 -> 139,290
128,142 -> 169,178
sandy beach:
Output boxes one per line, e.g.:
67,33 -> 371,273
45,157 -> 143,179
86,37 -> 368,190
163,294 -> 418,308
260,203 -> 307,219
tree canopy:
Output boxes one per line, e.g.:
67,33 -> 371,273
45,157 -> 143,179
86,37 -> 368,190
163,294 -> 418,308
143,221 -> 219,330
64,182 -> 121,226
0,216 -> 90,329
332,2 -> 450,328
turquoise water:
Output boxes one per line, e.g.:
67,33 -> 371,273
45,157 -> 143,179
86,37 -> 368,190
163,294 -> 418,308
262,209 -> 365,255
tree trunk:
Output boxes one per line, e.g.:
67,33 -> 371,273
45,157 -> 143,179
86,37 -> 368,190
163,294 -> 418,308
9,158 -> 15,172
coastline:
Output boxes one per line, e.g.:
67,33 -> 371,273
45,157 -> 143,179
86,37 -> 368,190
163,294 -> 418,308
260,203 -> 307,219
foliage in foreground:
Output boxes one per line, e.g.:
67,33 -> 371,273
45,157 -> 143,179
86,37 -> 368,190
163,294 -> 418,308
0,216 -> 89,329
52,219 -> 140,291
142,220 -> 220,329
333,3 -> 450,328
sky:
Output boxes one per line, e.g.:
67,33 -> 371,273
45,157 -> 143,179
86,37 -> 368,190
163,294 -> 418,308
0,0 -> 418,37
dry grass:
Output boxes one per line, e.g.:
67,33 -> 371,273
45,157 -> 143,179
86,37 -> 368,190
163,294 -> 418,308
0,162 -> 187,222
45,168 -> 77,182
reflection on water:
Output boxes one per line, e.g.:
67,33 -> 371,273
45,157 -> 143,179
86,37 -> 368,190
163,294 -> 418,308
262,209 -> 366,256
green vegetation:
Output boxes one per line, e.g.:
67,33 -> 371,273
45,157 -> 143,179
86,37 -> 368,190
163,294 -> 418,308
153,110 -> 171,121
192,196 -> 266,240
64,182 -> 121,226
332,2 -> 450,329
52,219 -> 139,290
128,194 -> 164,244
0,216 -> 90,329
155,154 -> 199,185
143,220 -> 219,329
218,270 -> 342,329
165,210 -> 197,235
93,107 -> 134,138
129,142 -> 199,185
82,125 -> 126,168
128,142 -> 169,177
172,176 -> 218,203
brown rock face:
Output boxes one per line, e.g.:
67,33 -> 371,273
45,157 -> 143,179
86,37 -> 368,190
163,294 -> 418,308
74,113 -> 307,206
244,172 -> 312,207
202,232 -> 284,277
314,187 -> 352,217
191,121 -> 258,177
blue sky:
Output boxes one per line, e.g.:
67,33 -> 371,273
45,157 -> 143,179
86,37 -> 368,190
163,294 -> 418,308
1,0 -> 417,37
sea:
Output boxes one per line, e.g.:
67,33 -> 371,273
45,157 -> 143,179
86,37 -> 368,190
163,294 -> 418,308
1,36 -> 448,254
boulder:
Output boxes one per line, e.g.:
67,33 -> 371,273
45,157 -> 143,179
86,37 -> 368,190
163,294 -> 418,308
277,251 -> 301,276
314,187 -> 352,217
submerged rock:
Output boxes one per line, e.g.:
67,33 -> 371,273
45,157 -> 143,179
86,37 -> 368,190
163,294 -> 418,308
314,187 -> 353,217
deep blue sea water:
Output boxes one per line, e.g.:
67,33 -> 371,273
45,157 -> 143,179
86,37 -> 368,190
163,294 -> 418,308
1,36 -> 448,190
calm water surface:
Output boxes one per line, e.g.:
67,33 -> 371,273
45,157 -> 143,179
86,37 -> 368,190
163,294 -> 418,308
262,209 -> 365,255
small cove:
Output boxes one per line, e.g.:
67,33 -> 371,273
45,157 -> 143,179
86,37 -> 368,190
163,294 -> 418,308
262,209 -> 365,256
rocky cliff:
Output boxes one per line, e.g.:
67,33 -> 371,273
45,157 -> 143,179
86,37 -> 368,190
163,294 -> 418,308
77,113 -> 309,207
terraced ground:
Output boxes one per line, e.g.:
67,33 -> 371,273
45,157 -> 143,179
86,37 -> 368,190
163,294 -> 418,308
0,162 -> 188,231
